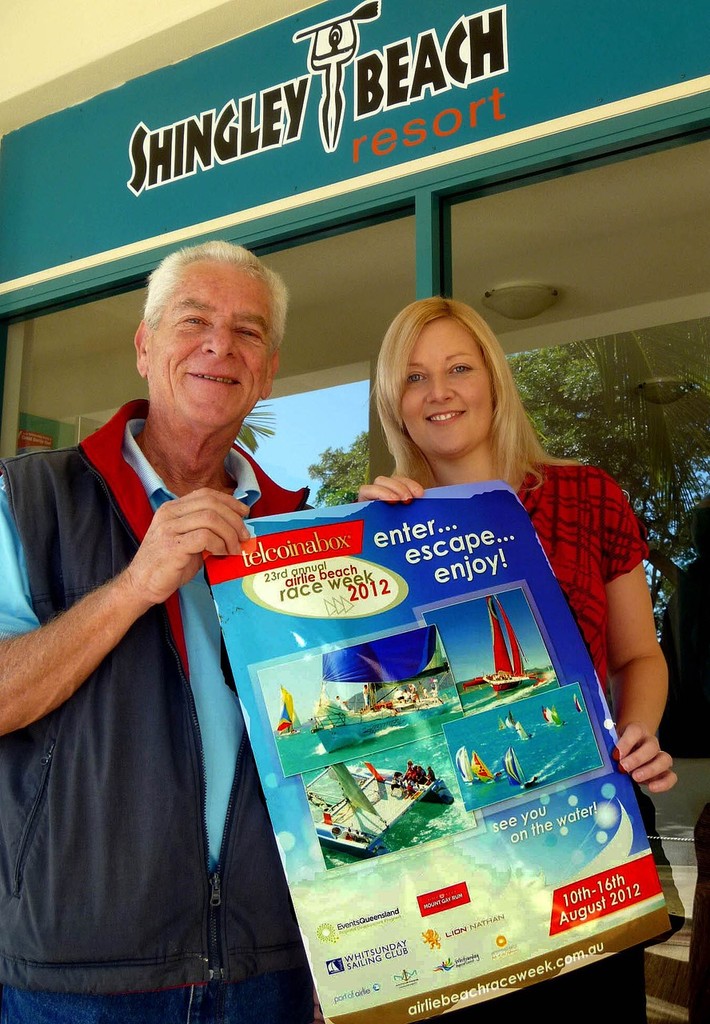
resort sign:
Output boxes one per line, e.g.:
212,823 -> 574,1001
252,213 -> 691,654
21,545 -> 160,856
127,2 -> 508,194
3,1 -> 705,292
206,481 -> 670,1022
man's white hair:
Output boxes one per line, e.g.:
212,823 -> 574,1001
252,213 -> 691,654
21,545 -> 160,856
143,240 -> 289,349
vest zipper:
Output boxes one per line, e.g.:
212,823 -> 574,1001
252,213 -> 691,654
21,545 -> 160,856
207,734 -> 248,980
208,871 -> 225,980
13,742 -> 55,896
157,607 -> 219,980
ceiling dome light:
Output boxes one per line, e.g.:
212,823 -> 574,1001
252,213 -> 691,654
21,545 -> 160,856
482,284 -> 559,320
636,376 -> 698,405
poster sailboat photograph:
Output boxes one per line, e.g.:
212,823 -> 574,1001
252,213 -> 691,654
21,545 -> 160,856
307,758 -> 454,862
309,624 -> 458,754
462,594 -> 541,694
446,683 -> 603,814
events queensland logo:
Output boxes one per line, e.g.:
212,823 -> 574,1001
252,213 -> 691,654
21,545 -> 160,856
127,2 -> 508,195
316,908 -> 402,943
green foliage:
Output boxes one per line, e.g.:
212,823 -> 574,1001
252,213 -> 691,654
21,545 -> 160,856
510,322 -> 710,622
236,403 -> 275,453
308,431 -> 370,506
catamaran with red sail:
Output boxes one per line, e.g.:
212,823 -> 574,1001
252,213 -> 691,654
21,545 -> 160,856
462,594 -> 540,693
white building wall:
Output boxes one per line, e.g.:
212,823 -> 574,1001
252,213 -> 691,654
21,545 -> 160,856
0,0 -> 320,136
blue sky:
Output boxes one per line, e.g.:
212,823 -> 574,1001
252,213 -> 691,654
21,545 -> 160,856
250,379 -> 370,493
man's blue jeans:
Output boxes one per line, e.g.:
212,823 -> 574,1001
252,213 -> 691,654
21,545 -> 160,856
0,966 -> 316,1023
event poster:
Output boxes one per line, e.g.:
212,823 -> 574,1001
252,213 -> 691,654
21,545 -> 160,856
205,482 -> 669,1023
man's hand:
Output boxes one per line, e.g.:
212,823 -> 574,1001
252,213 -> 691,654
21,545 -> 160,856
122,488 -> 252,608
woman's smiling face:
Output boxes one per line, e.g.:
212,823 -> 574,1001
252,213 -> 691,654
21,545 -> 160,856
400,317 -> 495,484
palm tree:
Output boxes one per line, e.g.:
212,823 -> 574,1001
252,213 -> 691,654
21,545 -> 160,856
511,316 -> 710,618
236,401 -> 275,453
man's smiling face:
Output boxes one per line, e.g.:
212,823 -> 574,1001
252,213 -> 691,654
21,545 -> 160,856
134,261 -> 279,439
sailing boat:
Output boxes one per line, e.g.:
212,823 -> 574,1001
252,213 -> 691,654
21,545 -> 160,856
503,745 -> 539,788
456,747 -> 500,784
484,595 -> 539,693
310,625 -> 452,753
542,704 -> 565,726
573,693 -> 584,713
514,719 -> 532,740
310,760 -> 453,857
276,686 -> 301,736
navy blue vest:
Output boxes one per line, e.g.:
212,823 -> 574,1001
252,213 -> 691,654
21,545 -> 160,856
0,423 -> 308,993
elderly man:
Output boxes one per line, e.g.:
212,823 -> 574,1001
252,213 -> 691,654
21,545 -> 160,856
0,241 -> 316,1023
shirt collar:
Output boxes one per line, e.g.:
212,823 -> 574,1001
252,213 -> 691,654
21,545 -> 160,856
123,419 -> 261,510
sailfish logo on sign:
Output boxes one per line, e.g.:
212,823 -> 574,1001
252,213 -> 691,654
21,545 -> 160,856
293,1 -> 380,153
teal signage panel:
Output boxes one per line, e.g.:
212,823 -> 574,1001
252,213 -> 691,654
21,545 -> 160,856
0,0 -> 708,285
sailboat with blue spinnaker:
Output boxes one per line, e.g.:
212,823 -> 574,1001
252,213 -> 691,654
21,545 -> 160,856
503,745 -> 539,788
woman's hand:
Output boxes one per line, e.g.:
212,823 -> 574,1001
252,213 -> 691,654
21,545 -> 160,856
613,722 -> 677,793
357,475 -> 425,503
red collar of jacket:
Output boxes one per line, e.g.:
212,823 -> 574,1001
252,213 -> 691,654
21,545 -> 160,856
80,399 -> 309,674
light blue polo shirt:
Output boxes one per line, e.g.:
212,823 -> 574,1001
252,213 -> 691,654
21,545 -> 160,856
0,420 -> 258,870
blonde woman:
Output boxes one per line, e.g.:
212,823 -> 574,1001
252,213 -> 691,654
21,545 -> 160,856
360,297 -> 676,1022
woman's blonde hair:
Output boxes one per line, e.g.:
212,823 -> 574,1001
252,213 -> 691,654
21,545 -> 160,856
374,297 -> 569,489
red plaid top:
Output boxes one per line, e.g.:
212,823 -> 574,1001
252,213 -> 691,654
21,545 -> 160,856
518,464 -> 648,689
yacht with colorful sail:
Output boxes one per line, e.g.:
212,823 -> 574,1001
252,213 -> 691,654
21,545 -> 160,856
503,745 -> 539,788
501,709 -> 532,740
276,686 -> 301,737
542,704 -> 565,726
456,747 -> 502,785
514,718 -> 532,740
309,625 -> 455,753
